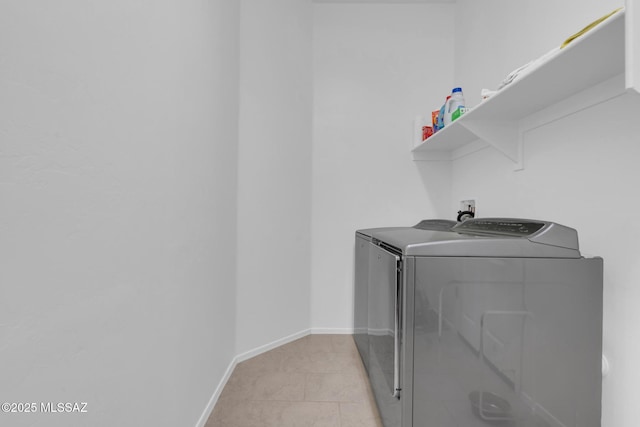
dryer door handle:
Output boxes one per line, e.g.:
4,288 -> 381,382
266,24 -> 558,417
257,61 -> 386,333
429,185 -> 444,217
392,255 -> 402,399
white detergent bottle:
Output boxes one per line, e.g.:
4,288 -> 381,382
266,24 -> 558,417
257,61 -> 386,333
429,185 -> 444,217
443,96 -> 454,126
446,87 -> 466,124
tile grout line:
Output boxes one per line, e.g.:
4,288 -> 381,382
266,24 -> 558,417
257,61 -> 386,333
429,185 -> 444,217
303,372 -> 309,402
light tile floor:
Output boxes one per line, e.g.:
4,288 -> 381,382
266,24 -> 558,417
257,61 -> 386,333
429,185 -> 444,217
205,334 -> 383,427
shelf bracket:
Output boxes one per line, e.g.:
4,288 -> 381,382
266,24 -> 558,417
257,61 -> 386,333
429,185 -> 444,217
458,119 -> 524,170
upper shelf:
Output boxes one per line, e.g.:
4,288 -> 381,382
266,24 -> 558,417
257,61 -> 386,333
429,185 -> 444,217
412,8 -> 627,165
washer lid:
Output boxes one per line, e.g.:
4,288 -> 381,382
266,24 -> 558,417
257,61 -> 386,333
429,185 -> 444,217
371,218 -> 582,258
356,219 -> 457,239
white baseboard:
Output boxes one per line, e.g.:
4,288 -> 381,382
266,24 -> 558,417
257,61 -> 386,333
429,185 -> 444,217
194,354 -> 239,427
234,328 -> 312,363
310,327 -> 354,334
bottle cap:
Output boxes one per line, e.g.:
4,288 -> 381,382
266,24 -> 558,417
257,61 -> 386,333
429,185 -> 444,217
452,87 -> 462,93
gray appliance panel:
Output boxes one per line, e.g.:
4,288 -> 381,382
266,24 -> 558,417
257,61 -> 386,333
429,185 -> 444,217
368,243 -> 401,427
354,234 -> 371,372
411,256 -> 603,427
401,256 -> 415,427
357,227 -> 407,239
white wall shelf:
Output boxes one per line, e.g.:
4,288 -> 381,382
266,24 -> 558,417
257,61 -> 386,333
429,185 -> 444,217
412,7 -> 632,169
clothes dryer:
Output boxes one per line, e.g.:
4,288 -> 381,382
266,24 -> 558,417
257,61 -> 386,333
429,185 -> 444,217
354,218 -> 602,427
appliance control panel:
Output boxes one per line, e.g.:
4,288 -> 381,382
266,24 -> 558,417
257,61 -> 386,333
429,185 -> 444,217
452,219 -> 547,237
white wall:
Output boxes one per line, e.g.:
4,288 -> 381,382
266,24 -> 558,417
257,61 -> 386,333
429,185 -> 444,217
451,1 -> 636,425
235,0 -> 314,354
0,1 -> 240,426
311,3 -> 454,330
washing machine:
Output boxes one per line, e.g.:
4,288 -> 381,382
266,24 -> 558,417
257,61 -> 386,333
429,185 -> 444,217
354,218 -> 603,427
